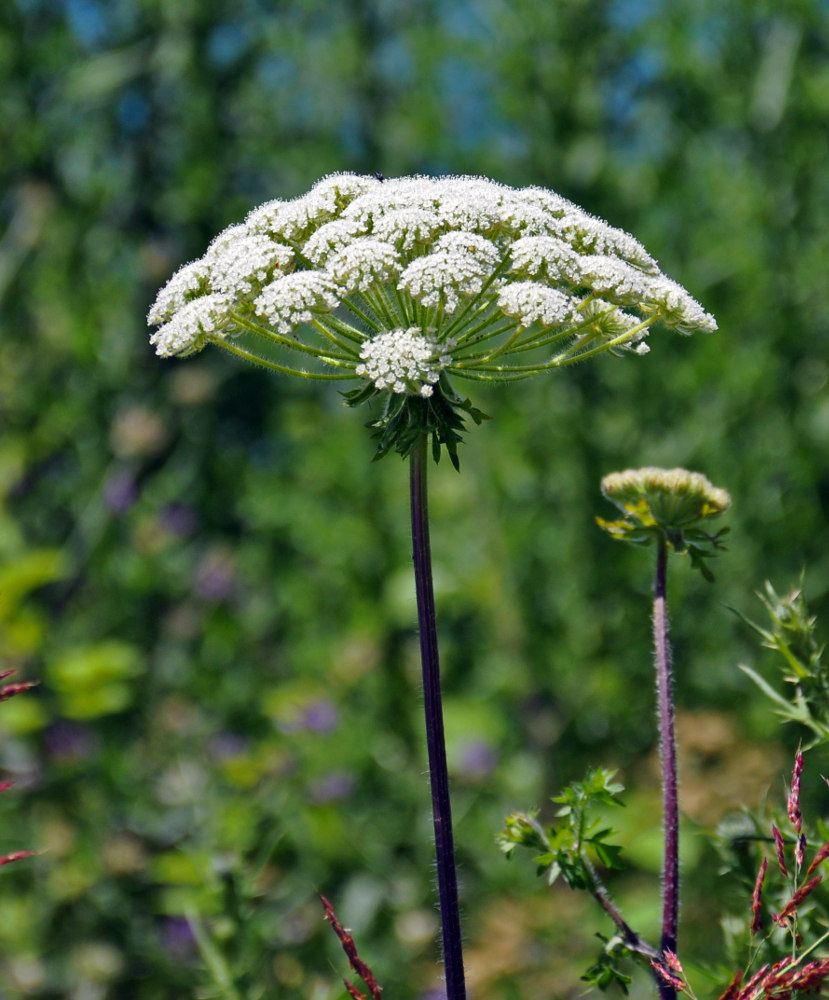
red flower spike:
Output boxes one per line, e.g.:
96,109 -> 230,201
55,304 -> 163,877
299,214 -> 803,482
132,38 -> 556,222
737,962 -> 770,1000
733,958 -> 793,1000
319,895 -> 382,1000
772,824 -> 789,876
806,838 -> 829,877
0,681 -> 38,702
664,950 -> 684,975
716,970 -> 742,1000
790,957 -> 829,995
652,960 -> 685,992
772,874 -> 822,927
750,857 -> 767,935
0,673 -> 35,875
0,851 -> 35,867
788,750 -> 804,836
343,980 -> 366,1000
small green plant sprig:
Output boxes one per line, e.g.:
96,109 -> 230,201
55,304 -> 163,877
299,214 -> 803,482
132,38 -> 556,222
499,768 -> 627,892
735,580 -> 829,742
499,768 -> 660,994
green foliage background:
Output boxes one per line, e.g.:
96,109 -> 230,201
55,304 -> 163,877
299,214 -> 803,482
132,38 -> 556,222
1,1 -> 828,997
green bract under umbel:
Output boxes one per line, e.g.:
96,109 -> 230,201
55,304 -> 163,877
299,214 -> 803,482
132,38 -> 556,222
148,174 -> 717,462
597,467 -> 731,579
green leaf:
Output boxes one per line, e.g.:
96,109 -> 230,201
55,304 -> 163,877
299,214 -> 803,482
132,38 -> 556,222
347,373 -> 489,468
546,861 -> 562,887
737,663 -> 796,713
592,840 -> 626,871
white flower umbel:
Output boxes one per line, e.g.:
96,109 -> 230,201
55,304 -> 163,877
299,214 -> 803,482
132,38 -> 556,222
209,235 -> 296,298
150,293 -> 232,357
398,232 -> 501,314
254,272 -> 341,336
148,172 -> 717,452
147,259 -> 212,325
356,327 -> 448,397
497,282 -> 577,329
326,238 -> 400,294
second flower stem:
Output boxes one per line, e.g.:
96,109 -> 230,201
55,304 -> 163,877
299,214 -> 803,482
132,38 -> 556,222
410,435 -> 467,1000
654,537 -> 679,999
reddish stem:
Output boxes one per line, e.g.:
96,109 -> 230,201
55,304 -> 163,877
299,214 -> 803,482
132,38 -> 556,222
410,436 -> 466,1000
654,538 -> 679,1000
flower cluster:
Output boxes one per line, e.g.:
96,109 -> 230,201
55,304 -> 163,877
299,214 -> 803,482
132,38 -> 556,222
355,327 -> 449,397
720,750 -> 829,1000
597,467 -> 731,578
149,173 -> 717,459
600,467 -> 732,532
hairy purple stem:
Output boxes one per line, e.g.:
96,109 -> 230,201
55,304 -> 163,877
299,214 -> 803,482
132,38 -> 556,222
654,538 -> 678,1000
410,437 -> 466,1000
585,857 -> 659,962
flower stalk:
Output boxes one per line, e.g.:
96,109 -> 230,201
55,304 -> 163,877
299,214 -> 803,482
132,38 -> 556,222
410,435 -> 466,1000
653,537 -> 679,998
598,467 -> 731,996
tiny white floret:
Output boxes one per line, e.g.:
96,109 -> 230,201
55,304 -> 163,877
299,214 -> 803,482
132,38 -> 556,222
149,293 -> 232,357
254,272 -> 340,335
497,282 -> 577,328
325,238 -> 400,294
356,327 -> 448,395
147,259 -> 211,325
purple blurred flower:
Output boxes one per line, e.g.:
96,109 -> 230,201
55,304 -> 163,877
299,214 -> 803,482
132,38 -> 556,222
456,739 -> 499,780
103,470 -> 138,514
302,699 -> 339,733
277,699 -> 340,735
194,549 -> 236,601
161,916 -> 197,959
44,720 -> 98,763
308,770 -> 356,804
207,732 -> 249,761
159,502 -> 198,537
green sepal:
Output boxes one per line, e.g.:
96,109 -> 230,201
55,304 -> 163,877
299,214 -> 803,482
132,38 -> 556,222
581,935 -> 635,994
343,373 -> 489,469
595,519 -> 730,581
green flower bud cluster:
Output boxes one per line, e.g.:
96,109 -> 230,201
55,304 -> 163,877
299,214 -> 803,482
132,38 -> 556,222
598,467 -> 731,578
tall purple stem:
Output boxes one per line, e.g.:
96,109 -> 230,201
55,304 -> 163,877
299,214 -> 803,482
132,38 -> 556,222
654,538 -> 678,1000
410,437 -> 467,1000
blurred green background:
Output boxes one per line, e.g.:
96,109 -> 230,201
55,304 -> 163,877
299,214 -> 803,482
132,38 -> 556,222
2,0 -> 829,997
